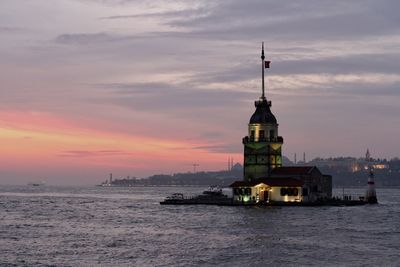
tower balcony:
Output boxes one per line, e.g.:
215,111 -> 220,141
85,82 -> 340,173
243,136 -> 283,144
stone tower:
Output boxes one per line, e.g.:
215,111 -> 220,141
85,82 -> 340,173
242,44 -> 283,181
365,148 -> 371,161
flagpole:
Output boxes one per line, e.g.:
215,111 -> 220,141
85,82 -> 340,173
261,42 -> 265,100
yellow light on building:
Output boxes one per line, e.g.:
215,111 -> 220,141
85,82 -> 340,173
372,164 -> 387,169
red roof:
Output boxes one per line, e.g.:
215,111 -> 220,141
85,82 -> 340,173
271,166 -> 315,176
230,177 -> 303,187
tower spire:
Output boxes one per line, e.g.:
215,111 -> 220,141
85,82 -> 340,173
261,42 -> 265,100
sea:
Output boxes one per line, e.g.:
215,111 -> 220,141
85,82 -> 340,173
0,185 -> 399,267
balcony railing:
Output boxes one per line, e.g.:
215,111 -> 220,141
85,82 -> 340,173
243,136 -> 283,143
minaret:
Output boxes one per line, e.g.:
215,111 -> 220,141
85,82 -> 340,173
242,43 -> 283,181
228,157 -> 234,171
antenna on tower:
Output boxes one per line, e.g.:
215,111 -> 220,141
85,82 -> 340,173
261,42 -> 271,101
261,42 -> 265,99
303,152 -> 306,163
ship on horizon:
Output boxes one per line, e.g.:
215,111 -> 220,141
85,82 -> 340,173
28,181 -> 45,186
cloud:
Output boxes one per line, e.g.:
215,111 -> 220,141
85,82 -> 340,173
96,81 -> 252,113
73,1 -> 400,44
193,143 -> 242,153
55,32 -> 121,45
273,53 -> 400,76
87,81 -> 253,142
73,0 -> 143,5
187,52 -> 400,90
100,8 -> 208,20
317,79 -> 400,97
53,31 -> 171,46
0,26 -> 25,34
155,0 -> 400,42
58,150 -> 135,158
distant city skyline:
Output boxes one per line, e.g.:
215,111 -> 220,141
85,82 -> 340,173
1,0 -> 400,185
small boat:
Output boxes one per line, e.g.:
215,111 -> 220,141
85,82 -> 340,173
202,186 -> 223,194
160,187 -> 231,205
166,193 -> 184,200
28,182 -> 45,186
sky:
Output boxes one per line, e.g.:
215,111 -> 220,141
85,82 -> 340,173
1,0 -> 400,185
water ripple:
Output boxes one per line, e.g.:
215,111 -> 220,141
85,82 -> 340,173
0,186 -> 399,266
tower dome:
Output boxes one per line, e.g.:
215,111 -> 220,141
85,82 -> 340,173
249,99 -> 277,124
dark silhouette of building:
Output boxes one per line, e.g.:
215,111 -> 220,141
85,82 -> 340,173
231,44 -> 332,203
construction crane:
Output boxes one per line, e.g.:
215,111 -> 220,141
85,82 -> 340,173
192,163 -> 200,172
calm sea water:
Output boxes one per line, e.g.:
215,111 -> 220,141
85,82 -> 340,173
0,186 -> 399,267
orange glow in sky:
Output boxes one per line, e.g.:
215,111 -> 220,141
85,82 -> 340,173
0,111 -> 241,184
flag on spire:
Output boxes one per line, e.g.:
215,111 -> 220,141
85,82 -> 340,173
265,61 -> 271,68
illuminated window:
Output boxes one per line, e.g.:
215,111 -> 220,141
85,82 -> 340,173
293,188 -> 298,196
280,187 -> 299,196
280,188 -> 287,196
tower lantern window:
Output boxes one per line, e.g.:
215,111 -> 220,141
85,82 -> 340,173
269,130 -> 275,139
259,130 -> 265,140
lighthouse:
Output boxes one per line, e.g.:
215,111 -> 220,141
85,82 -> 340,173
242,43 -> 283,181
230,44 -> 331,203
365,168 -> 378,204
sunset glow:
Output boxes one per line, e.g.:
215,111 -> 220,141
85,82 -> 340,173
1,0 -> 400,185
0,111 -> 239,184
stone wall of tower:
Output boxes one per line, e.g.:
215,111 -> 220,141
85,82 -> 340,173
243,131 -> 283,181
